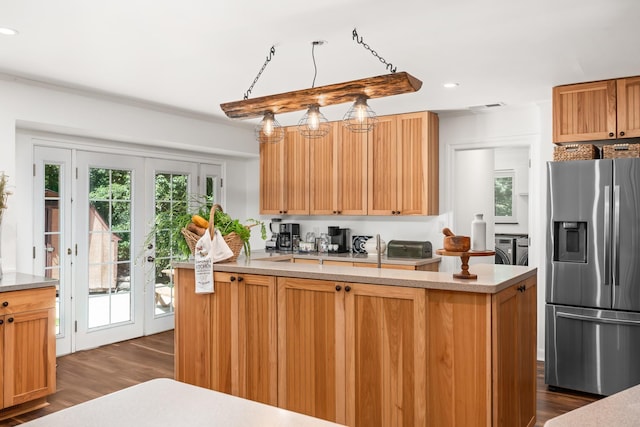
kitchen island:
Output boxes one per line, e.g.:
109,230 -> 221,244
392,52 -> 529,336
173,257 -> 537,427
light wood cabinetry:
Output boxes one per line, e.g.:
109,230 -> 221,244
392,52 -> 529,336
0,287 -> 56,418
261,111 -> 438,216
552,76 -> 640,143
277,277 -> 426,427
492,276 -> 536,427
309,123 -> 368,215
260,127 -> 309,215
368,112 -> 439,215
174,270 -> 277,406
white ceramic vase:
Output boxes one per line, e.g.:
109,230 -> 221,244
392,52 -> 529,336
471,213 -> 486,251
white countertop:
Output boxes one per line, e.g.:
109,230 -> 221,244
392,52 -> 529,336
174,255 -> 536,294
544,383 -> 640,426
254,250 -> 441,267
0,272 -> 58,292
21,378 -> 346,427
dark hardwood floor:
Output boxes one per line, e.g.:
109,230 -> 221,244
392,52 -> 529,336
0,330 -> 600,426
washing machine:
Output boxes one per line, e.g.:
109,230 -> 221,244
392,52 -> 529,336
494,236 -> 516,265
515,236 -> 529,266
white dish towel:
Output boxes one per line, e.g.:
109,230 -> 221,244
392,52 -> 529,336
194,229 -> 234,294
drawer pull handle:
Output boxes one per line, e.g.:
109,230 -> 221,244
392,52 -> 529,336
345,286 -> 352,292
2,301 -> 7,307
230,276 -> 236,282
7,318 -> 13,323
335,285 -> 342,292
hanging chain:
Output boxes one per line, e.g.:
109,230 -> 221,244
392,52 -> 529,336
352,29 -> 396,73
243,46 -> 276,100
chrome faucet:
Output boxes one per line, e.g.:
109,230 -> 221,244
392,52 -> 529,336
376,234 -> 382,269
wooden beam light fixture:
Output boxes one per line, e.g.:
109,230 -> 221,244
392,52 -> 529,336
223,30 -> 423,142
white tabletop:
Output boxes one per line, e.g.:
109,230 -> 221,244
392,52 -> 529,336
22,378 -> 346,427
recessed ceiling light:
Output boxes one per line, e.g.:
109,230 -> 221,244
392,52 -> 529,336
0,27 -> 19,36
443,82 -> 459,88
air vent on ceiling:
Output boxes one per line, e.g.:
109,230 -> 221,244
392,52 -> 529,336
468,102 -> 506,110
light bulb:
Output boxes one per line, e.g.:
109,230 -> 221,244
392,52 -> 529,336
308,108 -> 320,131
262,116 -> 274,136
355,102 -> 367,123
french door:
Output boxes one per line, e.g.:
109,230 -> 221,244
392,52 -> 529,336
34,145 -> 222,354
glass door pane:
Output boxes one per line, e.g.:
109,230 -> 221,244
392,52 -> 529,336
87,168 -> 133,328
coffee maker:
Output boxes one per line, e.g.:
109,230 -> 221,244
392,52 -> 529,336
328,226 -> 350,253
265,218 -> 281,251
277,223 -> 300,252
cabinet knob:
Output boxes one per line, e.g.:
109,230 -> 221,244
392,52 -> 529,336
620,131 -> 626,137
609,132 -> 615,137
345,286 -> 352,293
335,285 -> 342,292
230,276 -> 236,282
7,318 -> 13,323
0,319 -> 3,325
333,211 -> 337,214
2,301 -> 7,307
337,211 -> 342,214
279,211 -> 284,214
237,277 -> 244,283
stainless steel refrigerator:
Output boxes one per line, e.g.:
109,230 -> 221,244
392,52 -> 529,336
546,158 -> 640,396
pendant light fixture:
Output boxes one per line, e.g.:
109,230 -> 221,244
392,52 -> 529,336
297,104 -> 331,139
343,95 -> 378,132
221,30 -> 422,138
255,111 -> 284,143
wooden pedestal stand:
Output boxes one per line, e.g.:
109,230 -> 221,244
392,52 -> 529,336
435,249 -> 496,279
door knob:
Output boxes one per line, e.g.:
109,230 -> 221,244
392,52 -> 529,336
147,256 -> 155,262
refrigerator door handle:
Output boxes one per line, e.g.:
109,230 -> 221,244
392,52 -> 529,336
613,185 -> 621,286
557,311 -> 640,326
604,185 -> 611,286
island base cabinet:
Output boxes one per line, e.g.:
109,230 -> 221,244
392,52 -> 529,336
277,277 -> 426,427
0,287 -> 56,420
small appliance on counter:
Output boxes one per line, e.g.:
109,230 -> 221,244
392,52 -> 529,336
387,240 -> 432,259
277,223 -> 300,252
265,218 -> 281,251
351,235 -> 373,254
327,226 -> 350,253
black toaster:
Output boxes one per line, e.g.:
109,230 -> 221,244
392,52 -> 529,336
386,240 -> 432,259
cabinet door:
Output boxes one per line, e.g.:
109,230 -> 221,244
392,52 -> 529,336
283,127 -> 310,215
617,77 -> 640,139
237,274 -> 277,406
552,80 -> 617,143
277,277 -> 345,424
338,125 -> 368,215
310,123 -> 338,215
492,280 -> 537,427
368,115 -> 398,215
3,308 -> 56,408
396,112 -> 439,215
345,283 -> 426,427
260,138 -> 284,214
174,268 -> 211,388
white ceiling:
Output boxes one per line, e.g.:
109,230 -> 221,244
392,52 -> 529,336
1,0 -> 639,127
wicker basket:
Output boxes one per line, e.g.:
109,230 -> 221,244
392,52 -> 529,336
602,143 -> 640,159
180,204 -> 246,263
553,144 -> 599,161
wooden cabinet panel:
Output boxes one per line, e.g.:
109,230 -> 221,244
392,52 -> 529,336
617,76 -> 640,139
277,277 -> 345,424
3,308 -> 56,408
174,268 -> 211,388
237,274 -> 277,406
553,80 -> 617,143
368,112 -> 438,216
260,128 -> 309,215
492,278 -> 537,427
337,125 -> 368,215
368,116 -> 397,215
309,124 -> 338,215
426,290 -> 491,427
259,139 -> 284,214
210,278 -> 233,395
345,283 -> 426,427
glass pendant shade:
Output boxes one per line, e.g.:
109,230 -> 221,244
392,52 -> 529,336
343,96 -> 377,132
255,112 -> 284,143
297,105 -> 331,139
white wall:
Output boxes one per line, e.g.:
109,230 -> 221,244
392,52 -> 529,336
0,77 -> 257,273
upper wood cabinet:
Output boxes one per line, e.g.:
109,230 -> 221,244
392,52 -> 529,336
260,127 -> 309,215
260,111 -> 439,216
552,76 -> 640,143
309,123 -> 368,215
368,112 -> 439,216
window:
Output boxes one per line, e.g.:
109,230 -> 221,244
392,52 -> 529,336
495,170 -> 516,223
